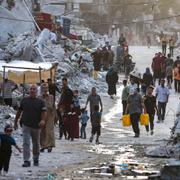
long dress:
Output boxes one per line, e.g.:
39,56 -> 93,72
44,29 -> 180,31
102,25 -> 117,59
40,94 -> 55,149
106,69 -> 118,95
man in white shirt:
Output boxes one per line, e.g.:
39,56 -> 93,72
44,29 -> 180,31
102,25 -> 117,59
155,79 -> 170,122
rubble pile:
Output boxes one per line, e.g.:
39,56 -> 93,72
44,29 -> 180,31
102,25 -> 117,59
0,28 -> 107,95
146,116 -> 180,159
0,31 -> 36,61
0,105 -> 16,132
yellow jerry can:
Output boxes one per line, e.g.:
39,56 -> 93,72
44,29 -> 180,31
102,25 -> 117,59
122,114 -> 131,126
140,114 -> 149,126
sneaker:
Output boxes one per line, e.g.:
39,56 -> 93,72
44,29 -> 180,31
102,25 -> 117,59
40,148 -> 44,153
47,148 -> 52,153
150,130 -> 154,135
96,140 -> 100,144
157,120 -> 161,123
134,134 -> 139,138
22,161 -> 31,167
89,136 -> 93,143
33,160 -> 39,166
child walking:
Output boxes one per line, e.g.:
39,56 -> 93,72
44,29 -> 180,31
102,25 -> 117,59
80,108 -> 89,139
89,105 -> 102,144
0,124 -> 21,175
73,90 -> 81,115
56,106 -> 67,140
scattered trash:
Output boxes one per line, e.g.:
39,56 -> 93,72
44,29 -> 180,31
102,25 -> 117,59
78,159 -> 158,179
47,173 -> 57,180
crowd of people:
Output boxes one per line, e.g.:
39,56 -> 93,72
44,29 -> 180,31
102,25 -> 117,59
0,76 -> 104,174
91,45 -> 114,79
120,38 -> 180,138
0,32 -> 179,176
151,52 -> 180,92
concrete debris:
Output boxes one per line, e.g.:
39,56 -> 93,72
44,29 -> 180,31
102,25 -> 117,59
146,116 -> 180,158
35,29 -> 51,52
0,5 -> 35,45
0,105 -> 16,131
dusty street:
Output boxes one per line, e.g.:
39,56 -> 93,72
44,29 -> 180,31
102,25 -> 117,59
2,46 -> 179,180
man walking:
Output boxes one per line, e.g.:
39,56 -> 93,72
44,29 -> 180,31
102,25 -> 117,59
14,84 -> 47,167
121,80 -> 129,115
107,45 -> 114,66
58,78 -> 74,140
169,36 -> 175,57
47,78 -> 60,101
155,79 -> 170,122
85,87 -> 103,116
143,86 -> 157,135
161,35 -> 167,56
151,53 -> 163,84
125,88 -> 146,138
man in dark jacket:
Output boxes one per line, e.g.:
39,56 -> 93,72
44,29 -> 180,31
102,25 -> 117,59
106,67 -> 118,99
58,78 -> 74,140
47,78 -> 60,101
58,78 -> 73,113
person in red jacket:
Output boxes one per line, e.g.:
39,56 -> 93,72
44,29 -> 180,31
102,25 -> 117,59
151,52 -> 163,85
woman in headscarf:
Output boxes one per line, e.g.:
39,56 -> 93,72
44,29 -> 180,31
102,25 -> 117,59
106,67 -> 118,99
143,67 -> 153,90
40,83 -> 55,152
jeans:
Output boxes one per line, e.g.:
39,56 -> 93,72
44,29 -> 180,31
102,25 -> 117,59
80,123 -> 87,139
145,113 -> 154,131
22,125 -> 40,162
158,102 -> 167,121
130,113 -> 140,135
